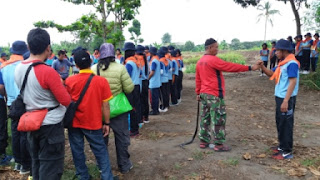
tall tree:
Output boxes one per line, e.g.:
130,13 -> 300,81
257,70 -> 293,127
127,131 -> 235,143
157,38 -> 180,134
161,33 -> 172,44
303,1 -> 320,32
257,2 -> 280,41
184,41 -> 195,51
234,0 -> 308,36
129,19 -> 144,45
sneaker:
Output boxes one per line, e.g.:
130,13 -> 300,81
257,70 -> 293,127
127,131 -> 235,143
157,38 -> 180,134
272,151 -> 293,160
270,146 -> 282,153
130,131 -> 140,138
143,119 -> 150,123
149,111 -> 160,115
121,164 -> 133,174
260,73 -> 263,77
170,103 -> 178,106
263,74 -> 267,76
178,99 -> 181,103
0,154 -> 12,166
302,70 -> 308,75
14,163 -> 21,171
159,107 -> 168,113
20,166 -> 30,175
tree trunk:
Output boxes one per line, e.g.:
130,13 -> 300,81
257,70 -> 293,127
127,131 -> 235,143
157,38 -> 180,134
289,0 -> 301,35
99,0 -> 107,42
264,15 -> 268,42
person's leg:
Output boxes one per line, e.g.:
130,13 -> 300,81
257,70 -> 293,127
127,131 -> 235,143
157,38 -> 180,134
39,123 -> 65,180
68,127 -> 89,180
159,84 -> 165,110
275,97 -> 281,148
199,94 -> 211,144
11,117 -> 21,166
311,57 -> 316,72
263,61 -> 268,73
84,129 -> 113,180
305,50 -> 311,71
20,132 -> 31,172
177,72 -> 182,100
27,131 -> 40,179
141,80 -> 149,121
171,80 -> 178,104
302,50 -> 307,71
164,83 -> 170,109
0,98 -> 8,156
110,113 -> 132,173
130,85 -> 140,134
211,97 -> 227,145
151,88 -> 160,114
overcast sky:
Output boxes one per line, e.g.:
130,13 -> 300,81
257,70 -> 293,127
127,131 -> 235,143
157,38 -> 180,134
0,0 -> 315,47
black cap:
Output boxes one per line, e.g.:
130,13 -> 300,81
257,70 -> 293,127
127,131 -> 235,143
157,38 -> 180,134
295,35 -> 303,39
74,49 -> 90,63
205,38 -> 217,47
305,32 -> 312,37
314,33 -> 319,37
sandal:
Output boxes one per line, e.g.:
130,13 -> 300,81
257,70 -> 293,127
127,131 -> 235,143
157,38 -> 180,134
213,144 -> 231,152
199,141 -> 209,149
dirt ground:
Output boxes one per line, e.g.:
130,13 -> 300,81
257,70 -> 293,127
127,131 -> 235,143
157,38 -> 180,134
1,51 -> 320,180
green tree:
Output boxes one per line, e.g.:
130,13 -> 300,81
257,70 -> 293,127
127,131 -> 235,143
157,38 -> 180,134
161,33 -> 172,44
219,40 -> 229,50
234,0 -> 308,36
303,1 -> 320,32
128,19 -> 144,45
257,2 -> 280,41
230,38 -> 243,50
184,41 -> 195,51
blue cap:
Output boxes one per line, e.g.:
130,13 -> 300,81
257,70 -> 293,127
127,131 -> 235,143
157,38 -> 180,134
1,53 -> 7,57
10,41 -> 28,55
136,45 -> 145,54
23,51 -> 30,60
170,50 -> 177,57
275,39 -> 293,51
149,47 -> 157,55
122,42 -> 136,52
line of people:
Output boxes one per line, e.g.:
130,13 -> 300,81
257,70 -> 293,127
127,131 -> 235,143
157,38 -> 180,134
259,32 -> 319,75
0,27 -> 185,180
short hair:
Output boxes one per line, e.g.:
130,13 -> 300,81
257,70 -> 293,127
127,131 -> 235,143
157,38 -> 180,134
74,50 -> 91,69
94,48 -> 99,52
205,38 -> 217,50
262,43 -> 268,47
58,50 -> 66,56
27,28 -> 50,55
271,41 -> 276,45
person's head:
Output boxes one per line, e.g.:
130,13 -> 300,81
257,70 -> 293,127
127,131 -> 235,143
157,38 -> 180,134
123,42 -> 136,59
287,36 -> 293,42
314,33 -> 319,39
176,49 -> 182,56
275,39 -> 293,59
116,48 -> 121,56
58,50 -> 66,60
10,40 -> 28,56
295,35 -> 302,42
27,28 -> 51,60
205,38 -> 218,56
305,32 -> 312,39
170,50 -> 177,57
94,48 -> 99,54
157,49 -> 166,59
144,46 -> 149,54
149,47 -> 158,56
99,43 -> 115,71
1,53 -> 7,60
271,41 -> 276,48
74,49 -> 91,70
262,43 -> 268,49
136,45 -> 145,55
168,45 -> 175,51
160,46 -> 169,54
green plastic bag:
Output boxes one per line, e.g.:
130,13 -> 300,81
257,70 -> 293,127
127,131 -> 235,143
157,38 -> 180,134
109,92 -> 132,118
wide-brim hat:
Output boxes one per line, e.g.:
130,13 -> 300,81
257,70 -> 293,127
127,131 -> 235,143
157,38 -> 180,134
275,39 -> 293,51
136,45 -> 145,54
160,46 -> 169,53
305,32 -> 312,37
122,42 -> 136,52
170,50 -> 177,57
23,51 -> 30,60
168,45 -> 175,51
1,53 -> 7,57
100,43 -> 115,59
314,33 -> 319,37
294,35 -> 302,39
149,47 -> 157,55
10,41 -> 28,55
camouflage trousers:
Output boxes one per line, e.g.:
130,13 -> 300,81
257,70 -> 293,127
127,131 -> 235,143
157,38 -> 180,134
199,94 -> 226,145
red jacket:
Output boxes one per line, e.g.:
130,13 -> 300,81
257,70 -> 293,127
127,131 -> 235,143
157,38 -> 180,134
195,55 -> 250,98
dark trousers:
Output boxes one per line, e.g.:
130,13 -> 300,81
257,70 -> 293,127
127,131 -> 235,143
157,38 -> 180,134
160,82 -> 169,109
302,49 -> 311,71
170,78 -> 178,104
127,85 -> 141,133
11,117 -> 31,168
275,96 -> 296,153
177,71 -> 183,100
28,123 -> 64,180
0,98 -> 8,155
270,56 -> 277,69
261,61 -> 268,73
311,57 -> 318,72
140,80 -> 149,121
104,113 -> 132,172
296,56 -> 303,70
150,88 -> 160,113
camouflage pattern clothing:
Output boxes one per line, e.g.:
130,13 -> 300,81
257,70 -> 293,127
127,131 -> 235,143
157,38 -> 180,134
199,93 -> 226,145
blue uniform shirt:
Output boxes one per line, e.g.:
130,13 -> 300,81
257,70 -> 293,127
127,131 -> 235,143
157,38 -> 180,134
0,71 -> 4,99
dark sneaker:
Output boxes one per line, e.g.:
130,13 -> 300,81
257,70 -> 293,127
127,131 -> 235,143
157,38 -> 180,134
213,144 -> 232,152
130,131 -> 140,138
14,163 -> 21,171
20,166 -> 30,175
272,151 -> 293,160
270,146 -> 282,153
121,165 -> 133,174
149,111 -> 160,115
0,154 -> 12,166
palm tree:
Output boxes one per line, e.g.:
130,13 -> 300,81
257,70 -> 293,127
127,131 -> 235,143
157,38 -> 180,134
257,2 -> 280,42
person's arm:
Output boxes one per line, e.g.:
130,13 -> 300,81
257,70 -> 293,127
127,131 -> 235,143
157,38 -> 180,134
148,71 -> 155,80
280,78 -> 297,112
102,101 -> 110,137
125,63 -> 133,77
0,72 -> 4,96
120,66 -> 134,94
195,63 -> 201,101
212,57 -> 260,72
259,60 -> 274,77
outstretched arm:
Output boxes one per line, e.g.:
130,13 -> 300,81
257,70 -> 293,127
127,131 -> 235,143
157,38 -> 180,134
259,60 -> 274,77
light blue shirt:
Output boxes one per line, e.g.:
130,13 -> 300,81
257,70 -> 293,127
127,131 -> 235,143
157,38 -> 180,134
168,60 -> 173,80
126,61 -> 140,85
172,59 -> 179,76
274,61 -> 299,98
149,58 -> 161,89
260,50 -> 269,62
1,61 -> 21,106
160,62 -> 169,83
311,41 -> 320,58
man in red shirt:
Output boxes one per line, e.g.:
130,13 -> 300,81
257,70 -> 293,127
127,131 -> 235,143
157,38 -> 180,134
195,38 -> 260,151
65,49 -> 114,180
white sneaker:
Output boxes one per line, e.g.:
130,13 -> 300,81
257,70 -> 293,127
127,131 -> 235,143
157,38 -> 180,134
159,107 -> 168,113
302,70 -> 308,75
260,73 -> 263,77
178,99 -> 181,103
263,74 -> 267,76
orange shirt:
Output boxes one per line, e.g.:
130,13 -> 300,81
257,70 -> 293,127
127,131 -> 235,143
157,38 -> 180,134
0,54 -> 23,68
65,69 -> 113,130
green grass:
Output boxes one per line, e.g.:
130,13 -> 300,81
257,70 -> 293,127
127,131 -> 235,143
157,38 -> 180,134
300,58 -> 320,90
6,118 -> 12,156
301,157 -> 320,167
192,150 -> 204,160
184,52 -> 246,74
61,163 -> 101,180
222,157 -> 239,166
